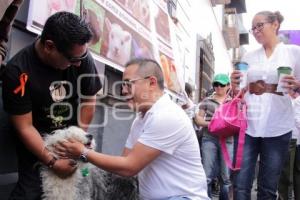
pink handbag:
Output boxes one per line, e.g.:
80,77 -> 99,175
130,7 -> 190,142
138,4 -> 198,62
208,91 -> 247,171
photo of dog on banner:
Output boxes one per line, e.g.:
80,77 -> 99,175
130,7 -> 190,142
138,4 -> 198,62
40,126 -> 138,200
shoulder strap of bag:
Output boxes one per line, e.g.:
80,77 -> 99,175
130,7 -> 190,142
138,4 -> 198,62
234,120 -> 247,170
219,90 -> 247,171
219,121 -> 246,170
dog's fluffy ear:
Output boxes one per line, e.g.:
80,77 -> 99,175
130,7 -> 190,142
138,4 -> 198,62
66,126 -> 89,143
44,126 -> 86,146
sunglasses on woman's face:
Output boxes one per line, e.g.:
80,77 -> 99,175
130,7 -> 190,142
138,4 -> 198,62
213,82 -> 226,88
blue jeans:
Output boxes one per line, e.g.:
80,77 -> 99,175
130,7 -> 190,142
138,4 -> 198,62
295,145 -> 300,200
233,132 -> 292,200
201,134 -> 233,200
278,139 -> 297,200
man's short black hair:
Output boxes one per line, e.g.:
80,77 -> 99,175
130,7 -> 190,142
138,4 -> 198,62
125,58 -> 165,90
40,11 -> 92,54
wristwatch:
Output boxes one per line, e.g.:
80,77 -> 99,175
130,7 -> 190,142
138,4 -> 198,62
79,147 -> 91,163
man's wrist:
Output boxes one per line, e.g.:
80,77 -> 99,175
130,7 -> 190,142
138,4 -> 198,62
43,148 -> 57,168
79,147 -> 91,162
46,157 -> 57,168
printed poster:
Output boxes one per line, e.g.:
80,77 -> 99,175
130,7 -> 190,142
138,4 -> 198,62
27,0 -> 182,93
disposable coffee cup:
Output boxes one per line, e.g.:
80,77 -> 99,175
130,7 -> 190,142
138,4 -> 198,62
276,66 -> 292,93
234,62 -> 249,89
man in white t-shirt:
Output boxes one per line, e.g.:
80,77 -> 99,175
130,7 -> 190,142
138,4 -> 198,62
58,58 -> 209,200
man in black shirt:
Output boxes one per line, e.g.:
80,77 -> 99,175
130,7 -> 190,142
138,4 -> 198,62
2,11 -> 101,199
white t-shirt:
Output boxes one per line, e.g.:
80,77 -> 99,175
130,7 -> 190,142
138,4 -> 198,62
125,94 -> 209,200
242,43 -> 300,137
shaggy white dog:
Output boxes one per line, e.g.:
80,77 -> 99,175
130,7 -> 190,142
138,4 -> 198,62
40,126 -> 94,200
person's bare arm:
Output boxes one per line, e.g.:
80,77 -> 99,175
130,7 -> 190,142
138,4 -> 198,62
194,109 -> 209,127
122,147 -> 131,157
79,95 -> 97,131
11,112 -> 76,178
0,0 -> 23,70
12,0 -> 24,6
0,0 -> 24,42
0,53 -> 2,67
89,143 -> 161,176
11,112 -> 52,164
0,39 -> 7,68
58,140 -> 161,177
230,70 -> 244,95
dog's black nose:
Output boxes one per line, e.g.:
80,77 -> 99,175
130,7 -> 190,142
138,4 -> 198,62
86,134 -> 93,146
86,134 -> 93,141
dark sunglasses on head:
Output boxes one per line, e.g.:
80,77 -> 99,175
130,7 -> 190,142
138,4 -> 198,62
213,82 -> 226,88
63,51 -> 88,63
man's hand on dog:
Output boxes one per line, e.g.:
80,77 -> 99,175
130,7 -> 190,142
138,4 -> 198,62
52,159 -> 77,179
52,138 -> 84,178
55,139 -> 85,159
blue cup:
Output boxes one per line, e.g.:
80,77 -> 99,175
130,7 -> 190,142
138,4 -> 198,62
234,62 -> 248,71
234,62 -> 249,89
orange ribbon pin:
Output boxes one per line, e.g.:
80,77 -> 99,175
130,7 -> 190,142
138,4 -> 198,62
13,73 -> 28,97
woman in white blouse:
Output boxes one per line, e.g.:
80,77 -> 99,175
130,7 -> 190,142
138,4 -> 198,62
230,11 -> 300,200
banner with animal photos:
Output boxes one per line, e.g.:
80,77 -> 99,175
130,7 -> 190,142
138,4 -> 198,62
26,0 -> 182,93
160,52 -> 181,93
152,0 -> 171,47
27,0 -> 77,34
112,0 -> 151,30
93,0 -> 155,66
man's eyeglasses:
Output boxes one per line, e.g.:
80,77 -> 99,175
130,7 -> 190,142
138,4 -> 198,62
249,21 -> 271,34
62,50 -> 88,63
213,82 -> 227,88
121,76 -> 151,89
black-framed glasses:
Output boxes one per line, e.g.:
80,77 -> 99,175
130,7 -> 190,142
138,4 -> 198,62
121,76 -> 151,89
62,50 -> 88,63
249,21 -> 271,34
213,82 -> 226,88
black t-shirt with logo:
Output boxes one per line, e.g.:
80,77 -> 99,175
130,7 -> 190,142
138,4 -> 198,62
1,42 -> 101,174
2,42 -> 101,134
